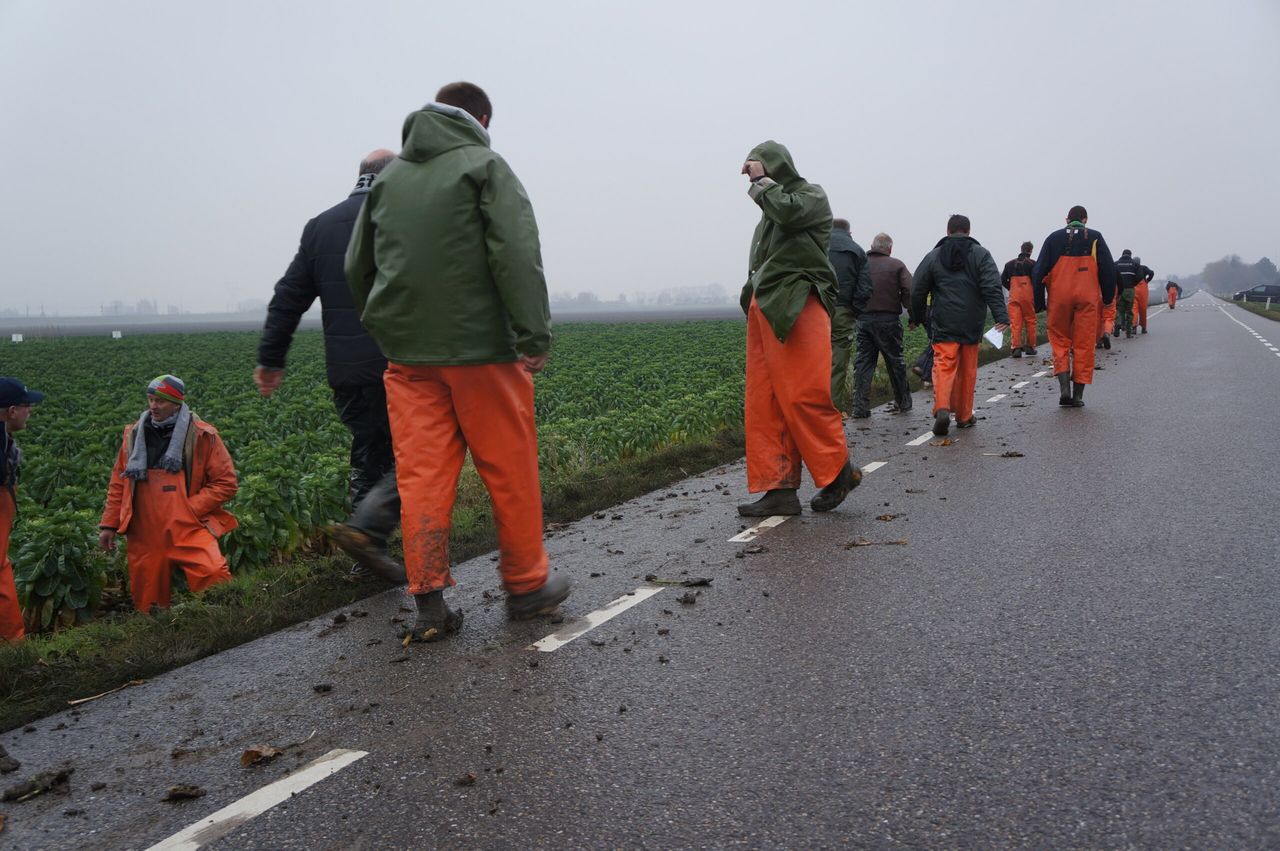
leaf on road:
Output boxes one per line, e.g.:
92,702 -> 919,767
456,773 -> 477,786
3,768 -> 72,803
928,438 -> 955,447
876,514 -> 903,522
162,784 -> 206,802
239,744 -> 284,767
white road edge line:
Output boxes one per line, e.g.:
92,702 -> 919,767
729,514 -> 790,542
1011,381 -> 1030,389
530,586 -> 665,652
986,394 -> 1007,403
860,460 -> 887,474
906,432 -> 934,446
146,748 -> 368,851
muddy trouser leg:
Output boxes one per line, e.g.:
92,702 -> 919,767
850,319 -> 878,415
829,305 -> 857,412
333,384 -> 396,509
346,469 -> 400,543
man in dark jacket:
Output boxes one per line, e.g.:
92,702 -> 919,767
346,82 -> 569,639
1001,241 -> 1038,357
1113,249 -> 1141,338
255,150 -> 405,585
910,215 -> 1009,436
738,141 -> 858,517
850,232 -> 912,417
1032,205 -> 1117,407
828,219 -> 871,414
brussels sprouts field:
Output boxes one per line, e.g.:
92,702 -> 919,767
3,320 -> 747,627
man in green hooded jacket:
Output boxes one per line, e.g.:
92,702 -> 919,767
346,82 -> 569,640
738,141 -> 858,517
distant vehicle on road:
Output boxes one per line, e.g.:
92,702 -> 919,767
1232,284 -> 1280,303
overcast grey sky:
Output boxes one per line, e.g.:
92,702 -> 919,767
2,0 -> 1277,315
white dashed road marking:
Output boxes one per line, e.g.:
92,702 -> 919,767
906,431 -> 934,446
147,749 -> 368,851
729,514 -> 790,543
530,586 -> 666,651
1012,381 -> 1030,389
986,394 -> 1007,403
1032,370 -> 1049,378
860,461 -> 888,474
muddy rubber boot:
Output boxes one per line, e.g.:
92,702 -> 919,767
1024,346 -> 1037,356
410,590 -> 463,642
737,489 -> 802,517
330,524 -> 407,585
1102,335 -> 1110,350
506,573 -> 571,620
1069,382 -> 1086,407
810,461 -> 862,513
1141,327 -> 1147,334
1095,337 -> 1103,350
1057,372 -> 1072,406
932,408 -> 951,436
1012,348 -> 1022,359
956,417 -> 977,429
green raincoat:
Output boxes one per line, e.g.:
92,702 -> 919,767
345,103 -> 551,365
739,141 -> 837,341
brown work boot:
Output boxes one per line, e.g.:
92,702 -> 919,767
329,524 -> 407,585
736,489 -> 801,517
407,590 -> 463,642
506,573 -> 571,620
810,462 -> 861,513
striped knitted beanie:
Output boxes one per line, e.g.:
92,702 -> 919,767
147,374 -> 186,404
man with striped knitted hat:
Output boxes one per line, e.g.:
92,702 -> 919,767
99,375 -> 237,611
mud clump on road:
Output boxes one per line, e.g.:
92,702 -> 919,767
0,746 -> 19,775
4,768 -> 73,803
162,784 -> 206,802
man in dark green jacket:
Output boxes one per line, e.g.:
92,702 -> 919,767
909,215 -> 1010,436
738,141 -> 858,517
827,218 -> 871,414
346,82 -> 569,640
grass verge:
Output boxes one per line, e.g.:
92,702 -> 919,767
1216,295 -> 1280,322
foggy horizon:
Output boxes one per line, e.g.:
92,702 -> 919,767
2,0 -> 1276,317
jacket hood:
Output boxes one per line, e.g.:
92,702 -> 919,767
748,140 -> 802,188
400,103 -> 490,163
936,234 -> 979,272
828,227 -> 857,254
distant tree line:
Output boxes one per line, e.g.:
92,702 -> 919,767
1177,255 -> 1278,292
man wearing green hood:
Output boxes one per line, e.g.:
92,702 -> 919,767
738,141 -> 859,517
346,82 -> 569,640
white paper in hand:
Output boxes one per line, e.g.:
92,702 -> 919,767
983,327 -> 1005,349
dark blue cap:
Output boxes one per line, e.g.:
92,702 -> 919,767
0,377 -> 44,407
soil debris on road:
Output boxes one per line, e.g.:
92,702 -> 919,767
843,537 -> 909,549
162,784 -> 206,802
0,747 -> 19,775
4,768 -> 73,803
677,591 -> 698,606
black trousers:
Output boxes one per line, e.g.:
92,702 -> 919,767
852,313 -> 912,415
332,384 -> 399,541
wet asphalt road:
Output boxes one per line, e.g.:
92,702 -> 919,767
2,292 -> 1278,849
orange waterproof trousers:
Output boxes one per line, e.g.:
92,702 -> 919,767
1132,282 -> 1149,330
385,361 -> 549,596
125,469 -> 231,612
1007,277 -> 1037,349
930,342 -> 979,423
1046,259 -> 1102,384
1,489 -> 24,643
1167,287 -> 1178,309
745,295 -> 849,492
1095,298 -> 1117,340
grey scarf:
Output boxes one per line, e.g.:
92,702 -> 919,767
122,404 -> 191,480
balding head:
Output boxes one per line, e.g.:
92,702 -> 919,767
359,149 -> 396,176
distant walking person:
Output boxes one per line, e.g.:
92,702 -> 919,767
346,82 -> 569,640
1033,205 -> 1117,407
100,376 -> 236,612
827,219 -> 871,414
1131,257 -> 1153,333
1001,241 -> 1038,358
909,215 -> 1009,436
1113,249 -> 1141,338
850,232 -> 913,417
1,378 -> 43,642
737,140 -> 858,516
255,150 -> 406,585
1166,279 -> 1183,309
